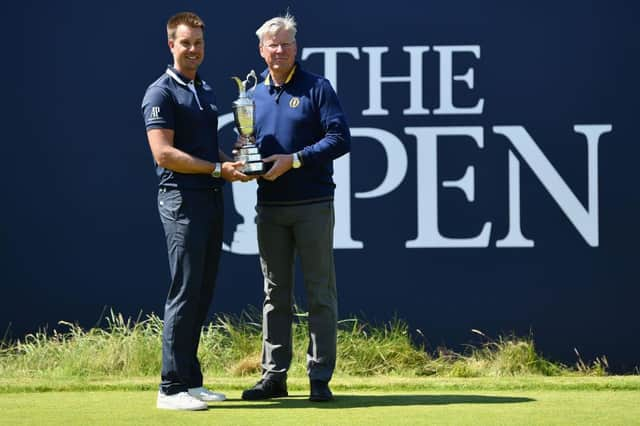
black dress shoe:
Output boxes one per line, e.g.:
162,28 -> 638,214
309,380 -> 333,402
241,379 -> 288,400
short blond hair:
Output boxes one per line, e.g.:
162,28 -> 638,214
255,13 -> 297,44
167,11 -> 205,40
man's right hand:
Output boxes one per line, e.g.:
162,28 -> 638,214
221,160 -> 255,182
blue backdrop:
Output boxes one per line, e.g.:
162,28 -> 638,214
4,1 -> 639,372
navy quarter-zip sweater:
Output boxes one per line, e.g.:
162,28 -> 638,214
254,64 -> 351,205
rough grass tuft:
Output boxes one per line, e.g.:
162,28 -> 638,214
0,310 -> 609,379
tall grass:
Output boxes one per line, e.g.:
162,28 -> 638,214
0,309 -> 607,379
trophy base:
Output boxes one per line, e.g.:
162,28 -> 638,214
236,145 -> 266,176
243,161 -> 265,176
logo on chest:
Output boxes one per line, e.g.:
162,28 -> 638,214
289,97 -> 300,108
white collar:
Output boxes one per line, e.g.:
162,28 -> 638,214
166,68 -> 189,85
166,68 -> 203,110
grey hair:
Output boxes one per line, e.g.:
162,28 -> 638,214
255,13 -> 297,44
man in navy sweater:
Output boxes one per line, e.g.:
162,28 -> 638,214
241,14 -> 351,402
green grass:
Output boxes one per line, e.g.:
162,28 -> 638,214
0,309 -> 613,381
1,310 -> 637,424
2,375 -> 640,394
1,387 -> 639,425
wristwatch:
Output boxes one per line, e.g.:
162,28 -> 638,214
211,162 -> 222,178
292,152 -> 302,169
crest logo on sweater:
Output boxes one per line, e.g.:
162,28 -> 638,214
289,97 -> 300,108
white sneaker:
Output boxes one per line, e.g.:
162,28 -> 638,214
157,391 -> 208,410
188,386 -> 226,402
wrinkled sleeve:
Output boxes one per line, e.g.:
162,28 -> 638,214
299,79 -> 351,166
141,86 -> 174,130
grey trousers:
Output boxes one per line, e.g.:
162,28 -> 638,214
256,201 -> 337,383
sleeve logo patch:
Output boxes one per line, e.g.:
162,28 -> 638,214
149,106 -> 162,121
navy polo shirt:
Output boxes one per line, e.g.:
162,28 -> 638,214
254,64 -> 351,204
141,66 -> 221,189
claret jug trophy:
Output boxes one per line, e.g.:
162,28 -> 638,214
231,70 -> 264,175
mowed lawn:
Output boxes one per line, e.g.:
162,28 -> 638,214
2,377 -> 640,425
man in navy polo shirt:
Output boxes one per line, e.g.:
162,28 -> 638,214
241,14 -> 351,402
141,11 -> 250,411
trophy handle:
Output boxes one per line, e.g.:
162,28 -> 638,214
245,70 -> 258,93
231,71 -> 257,96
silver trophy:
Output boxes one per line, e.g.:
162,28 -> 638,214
231,70 -> 264,175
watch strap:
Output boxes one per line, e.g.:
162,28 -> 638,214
211,162 -> 222,178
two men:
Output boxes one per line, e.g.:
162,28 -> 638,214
142,11 -> 350,410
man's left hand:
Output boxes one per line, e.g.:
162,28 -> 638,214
261,154 -> 293,181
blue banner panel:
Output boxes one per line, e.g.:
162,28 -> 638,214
3,1 -> 639,371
